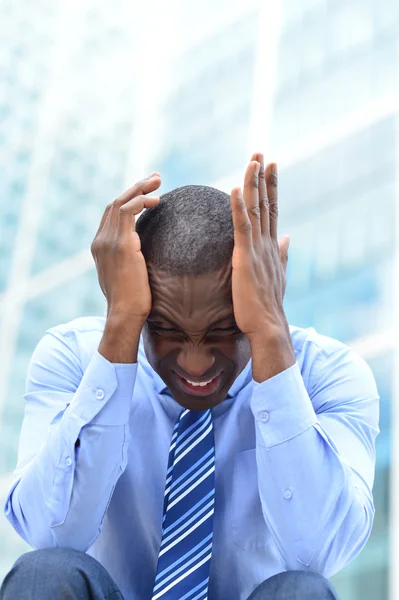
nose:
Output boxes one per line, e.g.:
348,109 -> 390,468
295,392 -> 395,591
176,344 -> 215,378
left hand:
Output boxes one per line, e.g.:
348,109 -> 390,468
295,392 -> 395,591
230,153 -> 295,380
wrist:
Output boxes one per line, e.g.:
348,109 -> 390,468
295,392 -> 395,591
248,324 -> 295,383
99,313 -> 145,364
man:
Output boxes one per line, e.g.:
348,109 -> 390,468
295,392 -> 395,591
1,154 -> 379,600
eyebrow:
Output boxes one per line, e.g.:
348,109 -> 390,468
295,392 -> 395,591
148,311 -> 236,329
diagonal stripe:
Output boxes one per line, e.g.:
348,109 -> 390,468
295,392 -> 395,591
153,409 -> 214,600
191,588 -> 209,600
174,423 -> 213,466
169,457 -> 215,501
161,498 -> 214,547
159,509 -> 214,557
168,428 -> 179,452
175,412 -> 212,456
153,541 -> 212,592
165,454 -> 213,498
175,410 -> 210,446
155,533 -> 213,583
166,466 -> 215,512
171,578 -> 209,600
151,552 -> 212,600
162,489 -> 214,536
167,447 -> 214,495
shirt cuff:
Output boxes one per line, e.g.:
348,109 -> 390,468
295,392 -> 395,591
68,351 -> 138,426
250,362 -> 317,448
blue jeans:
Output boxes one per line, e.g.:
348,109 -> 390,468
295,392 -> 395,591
0,548 -> 340,599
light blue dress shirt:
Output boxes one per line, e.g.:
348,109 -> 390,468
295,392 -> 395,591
4,317 -> 379,600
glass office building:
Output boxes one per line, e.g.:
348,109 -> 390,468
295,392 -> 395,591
0,0 -> 397,598
274,1 -> 398,597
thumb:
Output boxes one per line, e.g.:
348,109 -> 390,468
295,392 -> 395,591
278,235 -> 290,269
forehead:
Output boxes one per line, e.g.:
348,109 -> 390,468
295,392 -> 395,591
148,266 -> 233,327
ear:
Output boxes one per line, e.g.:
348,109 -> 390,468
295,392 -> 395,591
278,235 -> 290,271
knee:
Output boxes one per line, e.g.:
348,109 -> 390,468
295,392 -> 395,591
2,547 -> 103,597
12,547 -> 96,577
250,570 -> 338,600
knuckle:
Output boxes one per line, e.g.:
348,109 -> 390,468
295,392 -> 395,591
238,220 -> 252,234
100,203 -> 112,215
91,237 -> 107,253
248,205 -> 261,219
259,197 -> 269,210
268,173 -> 278,187
269,204 -> 279,219
113,240 -> 128,254
102,238 -> 113,252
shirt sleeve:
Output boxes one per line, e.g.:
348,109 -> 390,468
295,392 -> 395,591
250,345 -> 379,576
4,328 -> 138,551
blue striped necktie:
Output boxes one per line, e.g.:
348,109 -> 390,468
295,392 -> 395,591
152,408 -> 215,600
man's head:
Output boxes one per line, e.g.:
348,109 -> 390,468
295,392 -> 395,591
136,185 -> 251,411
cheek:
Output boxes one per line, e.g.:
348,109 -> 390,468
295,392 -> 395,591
210,335 -> 251,370
143,331 -> 178,367
231,335 -> 251,366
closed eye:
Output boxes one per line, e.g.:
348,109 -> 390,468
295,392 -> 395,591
148,323 -> 181,334
210,326 -> 240,334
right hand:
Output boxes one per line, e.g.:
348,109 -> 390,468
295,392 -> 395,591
91,173 -> 161,323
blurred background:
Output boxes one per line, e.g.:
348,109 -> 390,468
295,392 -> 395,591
0,0 -> 397,597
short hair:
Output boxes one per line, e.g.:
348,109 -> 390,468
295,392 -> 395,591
136,185 -> 234,276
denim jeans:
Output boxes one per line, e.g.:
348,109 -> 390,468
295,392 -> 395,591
0,548 -> 340,600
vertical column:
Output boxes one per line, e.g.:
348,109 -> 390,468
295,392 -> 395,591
0,0 -> 85,421
389,46 -> 399,600
247,0 -> 283,158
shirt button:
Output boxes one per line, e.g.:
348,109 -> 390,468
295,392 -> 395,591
284,488 -> 292,500
95,389 -> 105,400
65,457 -> 72,467
260,411 -> 269,423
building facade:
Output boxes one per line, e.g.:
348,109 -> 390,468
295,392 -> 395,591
0,0 -> 397,597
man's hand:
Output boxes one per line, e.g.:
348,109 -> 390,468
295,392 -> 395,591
91,173 -> 161,362
230,154 -> 296,382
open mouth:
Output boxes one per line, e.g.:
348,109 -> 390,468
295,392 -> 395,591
174,372 -> 223,397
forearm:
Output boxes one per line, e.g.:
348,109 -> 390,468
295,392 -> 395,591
99,312 -> 144,363
5,348 -> 138,550
248,321 -> 295,383
251,361 -> 376,575
255,419 -> 373,574
6,418 -> 129,550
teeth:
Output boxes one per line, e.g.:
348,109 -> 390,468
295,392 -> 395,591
184,377 -> 215,387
